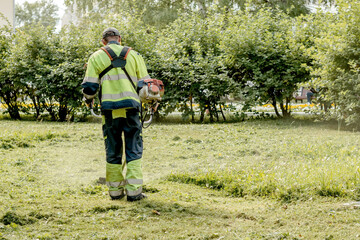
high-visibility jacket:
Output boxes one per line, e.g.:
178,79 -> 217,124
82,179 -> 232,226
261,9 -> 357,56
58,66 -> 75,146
81,41 -> 150,110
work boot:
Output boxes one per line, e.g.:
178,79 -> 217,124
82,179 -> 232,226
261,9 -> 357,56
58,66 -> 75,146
110,194 -> 125,200
127,193 -> 147,202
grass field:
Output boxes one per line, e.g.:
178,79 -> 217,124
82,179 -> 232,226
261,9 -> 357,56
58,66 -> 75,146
0,117 -> 359,239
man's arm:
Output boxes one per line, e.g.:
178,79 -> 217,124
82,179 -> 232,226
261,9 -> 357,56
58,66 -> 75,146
81,56 -> 100,102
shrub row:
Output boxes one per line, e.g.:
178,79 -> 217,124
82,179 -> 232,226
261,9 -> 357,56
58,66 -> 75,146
0,1 -> 359,125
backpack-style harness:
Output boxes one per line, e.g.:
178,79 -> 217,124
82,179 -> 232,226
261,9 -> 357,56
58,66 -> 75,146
99,45 -> 136,90
99,45 -> 164,128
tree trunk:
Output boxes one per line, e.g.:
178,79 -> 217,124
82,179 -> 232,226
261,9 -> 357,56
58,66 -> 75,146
29,94 -> 41,119
213,103 -> 219,121
207,101 -> 214,123
219,103 -> 226,121
189,94 -> 194,122
209,109 -> 214,123
279,98 -> 291,118
272,98 -> 281,117
2,92 -> 21,120
285,97 -> 292,117
7,104 -> 21,120
199,101 -> 205,122
58,103 -> 68,122
45,102 -> 57,121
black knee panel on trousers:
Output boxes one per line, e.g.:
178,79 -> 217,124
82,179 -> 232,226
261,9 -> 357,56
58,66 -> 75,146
103,109 -> 143,164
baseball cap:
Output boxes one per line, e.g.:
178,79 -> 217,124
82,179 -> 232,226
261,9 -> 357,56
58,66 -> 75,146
102,27 -> 120,39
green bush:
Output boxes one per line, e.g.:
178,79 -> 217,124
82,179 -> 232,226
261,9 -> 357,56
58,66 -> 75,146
312,0 -> 360,126
1,1 -> 359,123
0,25 -> 22,120
221,9 -> 313,117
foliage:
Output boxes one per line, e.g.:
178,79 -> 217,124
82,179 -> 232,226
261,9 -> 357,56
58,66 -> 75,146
311,0 -> 360,126
8,25 -> 55,119
64,0 -> 316,29
15,0 -> 59,28
150,11 -> 235,122
249,0 -> 311,17
45,25 -> 92,121
0,26 -> 22,120
1,0 -> 359,122
7,24 -> 90,121
221,9 -> 313,117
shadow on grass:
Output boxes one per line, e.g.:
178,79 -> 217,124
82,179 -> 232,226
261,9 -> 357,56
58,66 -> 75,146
154,114 -> 358,132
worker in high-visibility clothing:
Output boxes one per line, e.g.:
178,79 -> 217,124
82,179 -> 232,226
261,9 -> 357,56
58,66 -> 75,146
82,27 -> 150,201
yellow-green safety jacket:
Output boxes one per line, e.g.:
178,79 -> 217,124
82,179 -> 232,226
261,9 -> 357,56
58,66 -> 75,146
82,41 -> 150,110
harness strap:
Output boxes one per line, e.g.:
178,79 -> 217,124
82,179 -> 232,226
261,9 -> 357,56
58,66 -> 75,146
99,46 -> 132,79
99,65 -> 113,79
101,47 -> 114,60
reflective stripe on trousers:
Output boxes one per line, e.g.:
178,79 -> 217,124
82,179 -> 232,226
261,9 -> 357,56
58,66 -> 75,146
126,186 -> 143,196
106,179 -> 142,188
107,181 -> 127,187
106,160 -> 143,197
109,189 -> 125,197
107,179 -> 143,197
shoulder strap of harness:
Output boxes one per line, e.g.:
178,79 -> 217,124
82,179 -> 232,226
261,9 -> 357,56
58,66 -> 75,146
99,46 -> 132,80
98,46 -> 138,102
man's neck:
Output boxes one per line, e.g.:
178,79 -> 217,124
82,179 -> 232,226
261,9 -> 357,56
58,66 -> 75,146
108,41 -> 120,45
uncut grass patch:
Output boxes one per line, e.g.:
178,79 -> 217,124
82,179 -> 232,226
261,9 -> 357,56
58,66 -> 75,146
0,129 -> 70,150
165,118 -> 360,202
167,165 -> 360,202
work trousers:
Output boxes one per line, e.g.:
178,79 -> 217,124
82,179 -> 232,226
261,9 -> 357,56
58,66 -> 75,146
102,108 -> 143,197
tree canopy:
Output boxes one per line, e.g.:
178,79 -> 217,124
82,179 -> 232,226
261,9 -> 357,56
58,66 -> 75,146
64,0 -> 327,28
15,0 -> 59,28
311,0 -> 360,125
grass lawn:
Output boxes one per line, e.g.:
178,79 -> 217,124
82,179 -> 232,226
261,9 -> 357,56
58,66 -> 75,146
0,117 -> 359,239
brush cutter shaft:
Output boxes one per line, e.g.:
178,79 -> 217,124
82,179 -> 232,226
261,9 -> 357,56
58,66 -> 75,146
143,113 -> 152,124
91,108 -> 102,118
141,101 -> 159,128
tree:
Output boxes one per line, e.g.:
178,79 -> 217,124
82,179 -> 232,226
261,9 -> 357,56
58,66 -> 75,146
0,26 -> 22,120
65,0 -> 316,29
151,11 -> 234,122
15,0 -> 59,28
221,8 -> 312,117
8,25 -> 56,119
312,0 -> 360,126
252,0 -> 310,17
64,0 -> 189,27
8,23 -> 91,121
46,25 -> 93,121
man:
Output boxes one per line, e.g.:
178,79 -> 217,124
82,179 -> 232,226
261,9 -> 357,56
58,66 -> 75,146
307,87 -> 318,104
82,27 -> 150,201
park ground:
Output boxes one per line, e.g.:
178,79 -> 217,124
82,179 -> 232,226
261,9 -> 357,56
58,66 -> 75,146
0,116 -> 359,239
